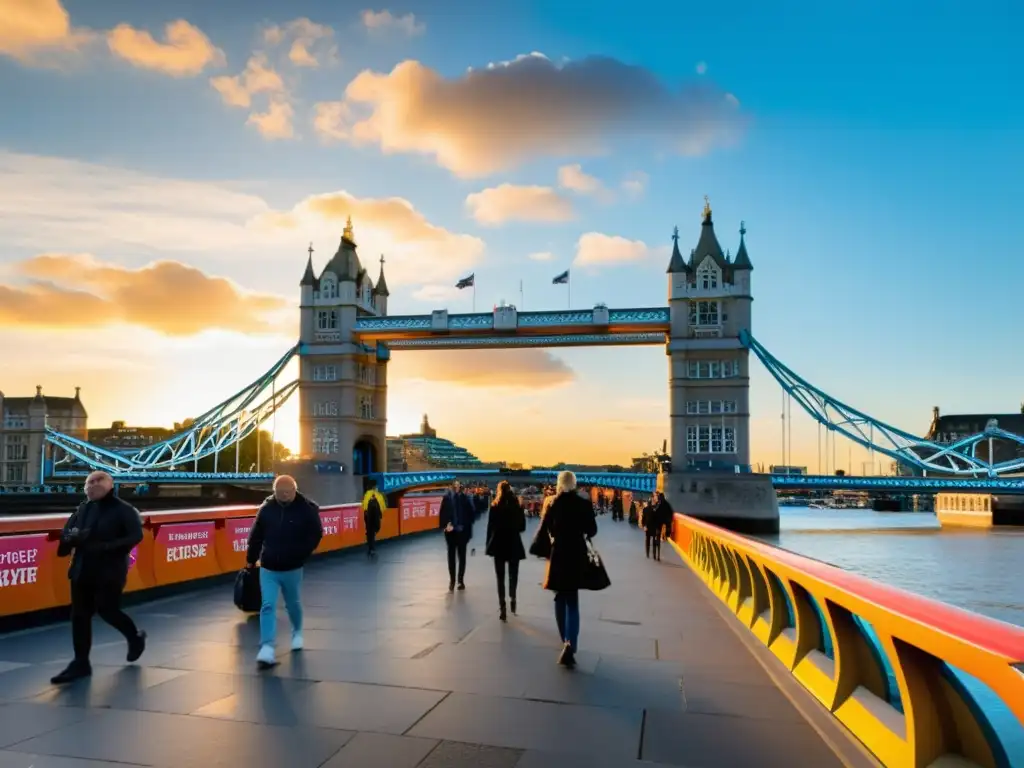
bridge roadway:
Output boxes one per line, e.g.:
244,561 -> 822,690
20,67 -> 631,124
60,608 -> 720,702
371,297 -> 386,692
0,520 -> 873,768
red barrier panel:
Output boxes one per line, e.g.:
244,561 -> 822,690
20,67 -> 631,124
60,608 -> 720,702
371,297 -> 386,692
399,495 -> 442,535
216,517 -> 256,573
0,534 -> 58,614
152,522 -> 220,586
315,504 -> 361,553
379,508 -> 399,540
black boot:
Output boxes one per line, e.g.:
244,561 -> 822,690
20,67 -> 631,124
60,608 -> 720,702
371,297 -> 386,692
127,630 -> 147,663
510,597 -> 517,615
557,643 -> 576,669
448,580 -> 455,593
499,601 -> 507,622
50,661 -> 92,685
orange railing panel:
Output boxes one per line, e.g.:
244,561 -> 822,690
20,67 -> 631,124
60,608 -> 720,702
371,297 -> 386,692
670,513 -> 1024,768
398,495 -> 443,535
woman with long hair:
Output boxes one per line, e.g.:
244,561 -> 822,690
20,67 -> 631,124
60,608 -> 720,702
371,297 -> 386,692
535,470 -> 597,668
486,480 -> 527,621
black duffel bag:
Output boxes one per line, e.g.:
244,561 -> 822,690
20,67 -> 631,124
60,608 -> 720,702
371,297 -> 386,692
234,566 -> 262,612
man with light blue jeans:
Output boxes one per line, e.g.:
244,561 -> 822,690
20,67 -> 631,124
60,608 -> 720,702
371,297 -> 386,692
245,475 -> 323,669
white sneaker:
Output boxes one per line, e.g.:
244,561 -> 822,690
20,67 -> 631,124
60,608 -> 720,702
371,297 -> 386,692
256,644 -> 277,668
291,632 -> 304,652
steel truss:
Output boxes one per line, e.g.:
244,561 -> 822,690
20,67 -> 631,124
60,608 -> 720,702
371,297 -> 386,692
45,346 -> 299,476
742,331 -> 1024,477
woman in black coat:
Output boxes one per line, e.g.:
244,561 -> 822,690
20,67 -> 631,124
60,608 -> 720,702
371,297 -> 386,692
535,470 -> 597,668
486,481 -> 526,621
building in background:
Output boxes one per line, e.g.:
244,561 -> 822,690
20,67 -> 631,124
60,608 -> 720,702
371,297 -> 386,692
386,414 -> 497,471
0,387 -> 88,485
88,421 -> 174,454
769,465 -> 807,476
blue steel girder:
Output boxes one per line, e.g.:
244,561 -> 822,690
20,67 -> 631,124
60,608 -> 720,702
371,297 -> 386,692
771,474 -> 1024,493
49,471 -> 275,485
44,345 -> 300,475
372,470 -> 657,495
384,332 -> 666,350
741,331 -> 1024,478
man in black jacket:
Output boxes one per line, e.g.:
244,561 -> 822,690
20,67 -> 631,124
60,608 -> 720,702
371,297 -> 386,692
51,471 -> 146,684
439,481 -> 474,592
246,474 -> 323,669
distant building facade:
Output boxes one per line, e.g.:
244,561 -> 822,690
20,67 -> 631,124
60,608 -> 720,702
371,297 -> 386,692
386,414 -> 494,471
88,421 -> 174,454
0,387 -> 88,485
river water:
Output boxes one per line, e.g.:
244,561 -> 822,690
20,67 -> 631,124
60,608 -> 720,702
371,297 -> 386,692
763,507 -> 1024,763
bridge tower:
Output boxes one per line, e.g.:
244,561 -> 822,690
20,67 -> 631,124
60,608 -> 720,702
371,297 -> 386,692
664,199 -> 779,533
296,219 -> 390,502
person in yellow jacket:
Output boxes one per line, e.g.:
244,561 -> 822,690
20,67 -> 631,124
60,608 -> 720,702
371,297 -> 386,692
361,484 -> 386,557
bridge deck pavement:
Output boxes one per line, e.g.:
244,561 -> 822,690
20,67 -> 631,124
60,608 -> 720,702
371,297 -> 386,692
0,519 -> 870,768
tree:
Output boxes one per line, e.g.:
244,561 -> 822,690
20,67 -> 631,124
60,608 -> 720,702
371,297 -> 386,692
185,428 -> 291,473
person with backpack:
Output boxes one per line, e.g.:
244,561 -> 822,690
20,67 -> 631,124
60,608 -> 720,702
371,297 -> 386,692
362,482 -> 386,557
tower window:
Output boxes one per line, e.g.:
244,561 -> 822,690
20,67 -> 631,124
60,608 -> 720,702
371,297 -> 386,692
697,262 -> 719,290
317,310 -> 338,330
320,276 -> 338,300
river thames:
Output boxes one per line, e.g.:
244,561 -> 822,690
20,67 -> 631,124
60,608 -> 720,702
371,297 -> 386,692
765,506 -> 1024,628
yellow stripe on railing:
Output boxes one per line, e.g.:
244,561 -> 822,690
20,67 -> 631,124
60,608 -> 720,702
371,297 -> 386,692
670,514 -> 1024,768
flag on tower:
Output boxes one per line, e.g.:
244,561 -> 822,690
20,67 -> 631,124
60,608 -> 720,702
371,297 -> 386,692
552,270 -> 569,285
455,273 -> 475,289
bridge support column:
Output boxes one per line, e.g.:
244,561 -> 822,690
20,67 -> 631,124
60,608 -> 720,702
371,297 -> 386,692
661,471 -> 779,535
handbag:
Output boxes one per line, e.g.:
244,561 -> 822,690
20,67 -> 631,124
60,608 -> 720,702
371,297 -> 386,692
580,537 -> 611,591
528,524 -> 552,559
233,566 -> 262,612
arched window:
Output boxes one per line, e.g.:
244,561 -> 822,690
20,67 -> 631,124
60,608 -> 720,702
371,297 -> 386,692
697,261 -> 719,290
321,274 -> 338,300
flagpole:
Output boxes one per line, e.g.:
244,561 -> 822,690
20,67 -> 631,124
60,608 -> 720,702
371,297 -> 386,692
567,272 -> 571,310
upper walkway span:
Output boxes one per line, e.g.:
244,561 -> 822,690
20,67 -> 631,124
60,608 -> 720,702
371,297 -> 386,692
0,520 -> 868,768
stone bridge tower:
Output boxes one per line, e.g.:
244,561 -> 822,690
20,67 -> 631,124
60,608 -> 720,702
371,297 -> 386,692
295,218 -> 390,503
664,199 -> 778,533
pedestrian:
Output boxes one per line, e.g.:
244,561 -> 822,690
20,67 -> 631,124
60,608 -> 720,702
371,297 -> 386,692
246,475 -> 323,669
362,482 -> 386,557
612,492 -> 624,522
51,471 -> 147,684
645,491 -> 673,561
439,480 -> 474,591
535,470 -> 597,669
486,480 -> 526,621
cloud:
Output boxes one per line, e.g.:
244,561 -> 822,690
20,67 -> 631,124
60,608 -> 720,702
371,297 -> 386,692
247,100 -> 295,139
696,61 -> 708,75
465,184 -> 573,226
210,53 -> 286,108
395,349 -> 573,389
361,10 -> 426,37
315,53 -> 743,177
255,191 -> 484,285
107,19 -> 224,76
263,18 -> 336,68
312,101 -> 353,141
528,251 -> 554,262
2,254 -> 287,335
574,232 -> 652,267
412,284 -> 457,303
621,171 -> 649,199
0,0 -> 95,64
557,164 -> 614,203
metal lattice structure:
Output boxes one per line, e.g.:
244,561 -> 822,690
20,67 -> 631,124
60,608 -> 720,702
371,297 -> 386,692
742,331 -> 1024,477
44,345 -> 299,477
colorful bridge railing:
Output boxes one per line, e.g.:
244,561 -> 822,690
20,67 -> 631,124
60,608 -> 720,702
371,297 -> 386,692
670,515 -> 1024,767
0,495 -> 444,619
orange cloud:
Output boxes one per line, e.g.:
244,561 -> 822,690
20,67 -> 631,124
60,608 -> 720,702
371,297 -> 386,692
107,19 -> 224,77
621,171 -> 649,199
465,184 -> 573,226
263,18 -> 336,68
557,164 -> 614,203
394,349 -> 573,389
0,0 -> 94,64
574,233 -> 653,267
256,191 -> 484,285
210,53 -> 285,108
361,10 -> 425,37
247,100 -> 295,140
3,254 -> 287,335
313,53 -> 743,177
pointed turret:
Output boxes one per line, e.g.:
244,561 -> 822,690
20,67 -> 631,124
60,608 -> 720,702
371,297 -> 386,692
324,217 -> 362,282
666,226 -> 688,273
301,242 -> 318,287
374,254 -> 390,296
692,196 -> 728,270
733,221 -> 753,270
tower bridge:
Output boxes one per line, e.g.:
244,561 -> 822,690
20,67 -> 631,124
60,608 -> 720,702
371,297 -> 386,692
37,202 -> 1024,532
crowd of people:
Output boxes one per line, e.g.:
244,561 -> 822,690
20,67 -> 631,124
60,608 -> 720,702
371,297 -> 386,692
47,470 -> 674,679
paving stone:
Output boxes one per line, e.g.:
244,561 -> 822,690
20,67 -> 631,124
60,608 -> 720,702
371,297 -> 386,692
419,740 -> 523,768
515,750 -> 685,768
0,752 -> 148,767
0,704 -> 89,750
31,666 -> 188,709
319,732 -> 438,767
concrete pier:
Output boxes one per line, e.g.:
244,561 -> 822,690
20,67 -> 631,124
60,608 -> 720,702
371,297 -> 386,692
663,471 -> 780,534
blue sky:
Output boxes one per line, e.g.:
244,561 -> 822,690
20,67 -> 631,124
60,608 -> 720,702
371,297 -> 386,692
1,0 -> 1021,468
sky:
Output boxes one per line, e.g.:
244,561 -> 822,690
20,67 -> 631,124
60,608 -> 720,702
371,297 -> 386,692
1,0 -> 1022,470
